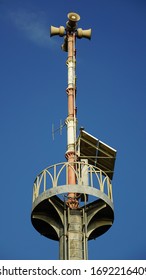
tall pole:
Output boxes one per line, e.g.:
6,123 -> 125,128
65,32 -> 78,209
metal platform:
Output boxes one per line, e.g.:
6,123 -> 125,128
31,161 -> 114,259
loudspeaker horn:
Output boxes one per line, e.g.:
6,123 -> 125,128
67,12 -> 80,23
67,12 -> 80,30
77,28 -> 92,40
50,26 -> 65,37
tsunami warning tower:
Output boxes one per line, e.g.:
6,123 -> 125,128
31,12 -> 117,260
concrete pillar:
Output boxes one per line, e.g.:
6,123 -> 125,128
68,209 -> 83,260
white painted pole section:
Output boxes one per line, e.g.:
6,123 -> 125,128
67,119 -> 75,151
68,61 -> 75,88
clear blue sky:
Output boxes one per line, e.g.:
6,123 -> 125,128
0,0 -> 146,260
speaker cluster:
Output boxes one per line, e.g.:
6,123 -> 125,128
50,12 -> 91,40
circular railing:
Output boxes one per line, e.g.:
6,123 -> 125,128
32,161 -> 113,203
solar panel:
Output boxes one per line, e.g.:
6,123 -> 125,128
77,130 -> 117,180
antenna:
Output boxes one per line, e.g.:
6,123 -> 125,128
31,12 -> 117,260
52,120 -> 65,140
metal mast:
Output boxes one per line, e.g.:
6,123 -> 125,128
64,20 -> 78,209
31,12 -> 117,260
